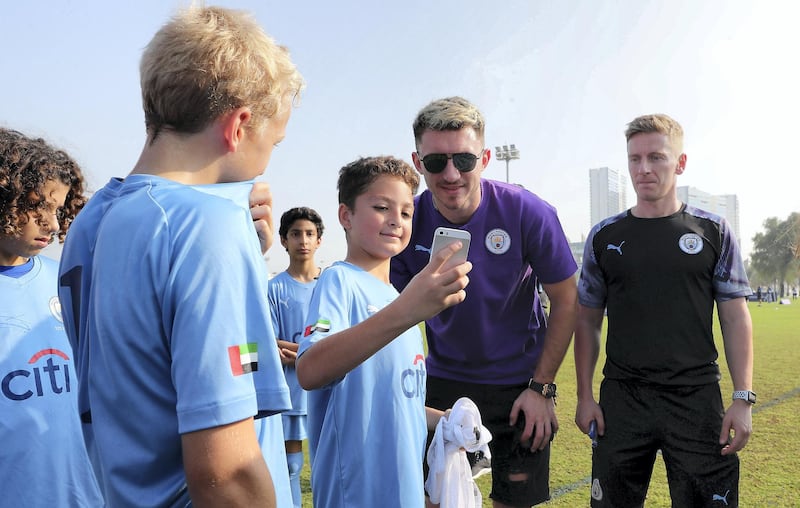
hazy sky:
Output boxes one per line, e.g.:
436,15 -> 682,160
4,0 -> 798,272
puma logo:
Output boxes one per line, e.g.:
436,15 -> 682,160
415,244 -> 431,254
712,490 -> 730,505
606,241 -> 625,255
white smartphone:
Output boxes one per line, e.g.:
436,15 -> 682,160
430,227 -> 471,267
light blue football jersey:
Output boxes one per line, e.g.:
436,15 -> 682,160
1,256 -> 103,507
268,270 -> 317,417
299,261 -> 427,508
86,175 -> 290,507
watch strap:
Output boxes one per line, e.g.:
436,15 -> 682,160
527,379 -> 557,399
732,390 -> 756,404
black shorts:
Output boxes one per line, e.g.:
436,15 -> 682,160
591,379 -> 740,507
425,375 -> 551,506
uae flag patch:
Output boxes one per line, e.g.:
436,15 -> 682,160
304,318 -> 331,337
228,343 -> 258,376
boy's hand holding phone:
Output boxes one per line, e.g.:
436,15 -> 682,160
429,227 -> 471,270
397,239 -> 472,324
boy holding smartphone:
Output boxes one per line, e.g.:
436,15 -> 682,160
296,156 -> 472,508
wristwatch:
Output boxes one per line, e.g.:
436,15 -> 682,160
732,390 -> 756,404
528,379 -> 557,399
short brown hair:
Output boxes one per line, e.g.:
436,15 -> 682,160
140,6 -> 304,140
337,156 -> 419,210
279,206 -> 324,240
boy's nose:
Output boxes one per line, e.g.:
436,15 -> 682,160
44,212 -> 60,234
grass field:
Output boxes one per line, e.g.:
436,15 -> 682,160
297,299 -> 800,507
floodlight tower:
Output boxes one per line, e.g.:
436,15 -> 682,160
494,144 -> 521,183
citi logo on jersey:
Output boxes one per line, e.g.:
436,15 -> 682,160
2,348 -> 72,401
401,354 -> 426,399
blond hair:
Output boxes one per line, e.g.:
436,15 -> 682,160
625,114 -> 684,153
140,6 -> 304,139
412,96 -> 485,149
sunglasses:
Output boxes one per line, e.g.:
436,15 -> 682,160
418,150 -> 484,174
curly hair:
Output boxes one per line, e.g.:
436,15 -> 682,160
0,128 -> 87,243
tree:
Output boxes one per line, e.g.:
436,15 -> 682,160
750,212 -> 800,296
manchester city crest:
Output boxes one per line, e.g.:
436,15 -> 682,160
678,233 -> 703,254
485,228 -> 511,254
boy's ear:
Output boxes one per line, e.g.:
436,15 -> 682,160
338,203 -> 352,230
221,107 -> 253,152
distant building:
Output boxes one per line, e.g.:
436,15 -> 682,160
589,167 -> 627,229
569,240 -> 585,272
677,186 -> 741,242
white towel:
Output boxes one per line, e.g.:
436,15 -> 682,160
425,397 -> 492,508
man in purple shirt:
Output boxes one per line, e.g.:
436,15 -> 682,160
391,96 -> 578,508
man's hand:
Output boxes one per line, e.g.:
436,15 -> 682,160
509,388 -> 558,451
720,400 -> 753,455
575,397 -> 605,438
249,182 -> 273,254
